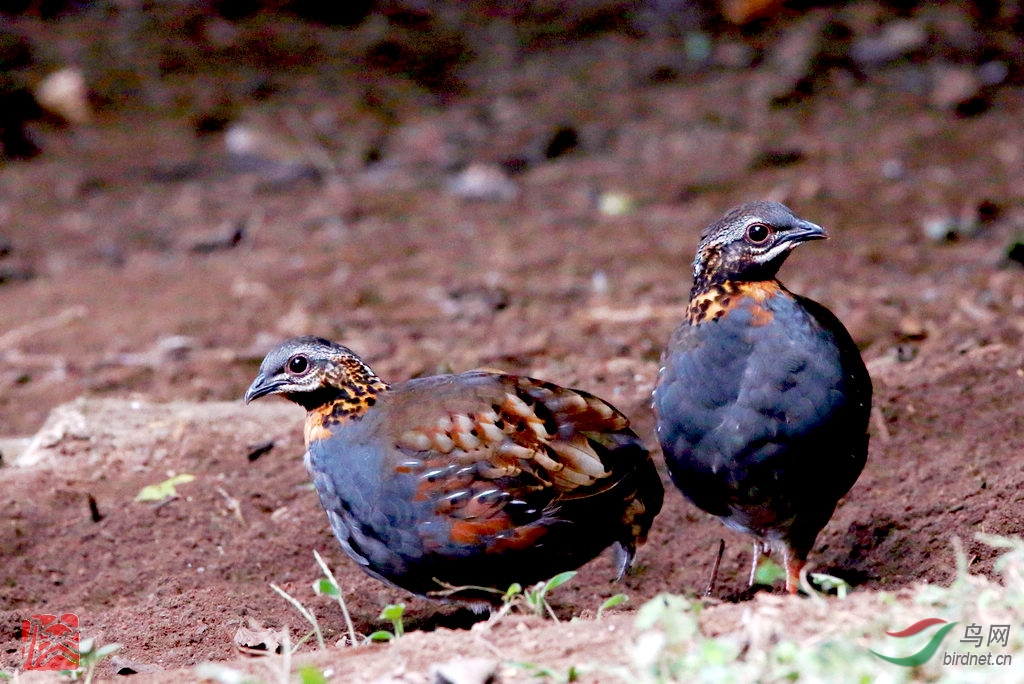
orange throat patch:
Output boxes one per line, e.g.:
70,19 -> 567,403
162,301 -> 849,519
303,388 -> 385,446
687,280 -> 783,325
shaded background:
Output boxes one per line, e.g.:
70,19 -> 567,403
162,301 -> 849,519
3,0 -> 1024,677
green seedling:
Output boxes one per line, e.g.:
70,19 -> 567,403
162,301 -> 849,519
311,549 -> 358,647
61,638 -> 121,684
270,583 -> 324,650
511,661 -> 580,682
490,571 -> 577,625
367,603 -> 406,642
272,550 -> 365,652
752,558 -> 786,587
297,665 -> 330,684
524,570 -> 576,619
195,644 -> 329,684
196,659 -> 328,684
192,663 -> 257,684
597,593 -> 629,618
135,473 -> 195,502
809,573 -> 852,599
502,582 -> 523,604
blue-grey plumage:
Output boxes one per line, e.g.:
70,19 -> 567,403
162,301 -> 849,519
654,202 -> 871,594
247,336 -> 664,605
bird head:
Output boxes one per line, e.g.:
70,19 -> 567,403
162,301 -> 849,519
691,201 -> 827,294
245,336 -> 387,411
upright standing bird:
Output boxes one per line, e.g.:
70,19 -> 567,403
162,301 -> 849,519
653,201 -> 871,594
245,336 -> 664,605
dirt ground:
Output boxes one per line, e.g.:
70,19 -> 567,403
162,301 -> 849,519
3,1 -> 1024,681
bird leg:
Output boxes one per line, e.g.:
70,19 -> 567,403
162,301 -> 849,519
748,540 -> 767,587
783,548 -> 805,595
704,539 -> 726,597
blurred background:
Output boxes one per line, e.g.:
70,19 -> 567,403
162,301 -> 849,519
4,0 -> 1024,674
2,0 -> 1022,435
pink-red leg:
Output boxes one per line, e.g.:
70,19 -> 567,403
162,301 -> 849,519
783,548 -> 806,595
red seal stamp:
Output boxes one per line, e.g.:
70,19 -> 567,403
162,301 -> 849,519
22,613 -> 80,671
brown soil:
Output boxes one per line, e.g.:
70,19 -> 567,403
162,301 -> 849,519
3,3 -> 1024,681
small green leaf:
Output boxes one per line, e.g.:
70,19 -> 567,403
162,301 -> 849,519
379,603 -> 405,621
503,582 -> 523,602
810,573 -> 851,599
379,603 -> 405,638
543,570 -> 577,592
511,662 -> 557,677
297,665 -> 329,684
136,474 -> 196,502
313,577 -> 339,598
597,593 -> 629,617
635,593 -> 694,634
753,558 -> 786,586
367,630 -> 394,642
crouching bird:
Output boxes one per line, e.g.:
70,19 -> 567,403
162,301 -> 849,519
653,201 -> 871,594
246,336 -> 663,606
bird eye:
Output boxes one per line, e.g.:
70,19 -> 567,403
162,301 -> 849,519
286,354 -> 309,375
745,222 -> 772,245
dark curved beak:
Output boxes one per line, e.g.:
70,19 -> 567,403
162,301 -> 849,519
244,373 -> 281,404
788,219 -> 828,244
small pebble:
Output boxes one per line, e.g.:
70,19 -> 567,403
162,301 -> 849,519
191,222 -> 245,253
850,20 -> 928,67
598,192 -> 634,216
1006,235 -> 1024,266
721,0 -> 785,25
35,66 -> 90,124
929,64 -> 982,110
897,317 -> 927,341
896,345 -> 918,363
922,215 -> 977,243
447,164 -> 518,202
881,158 -> 905,180
978,61 -> 1009,87
431,658 -> 499,684
109,656 -> 162,675
545,126 -> 579,159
